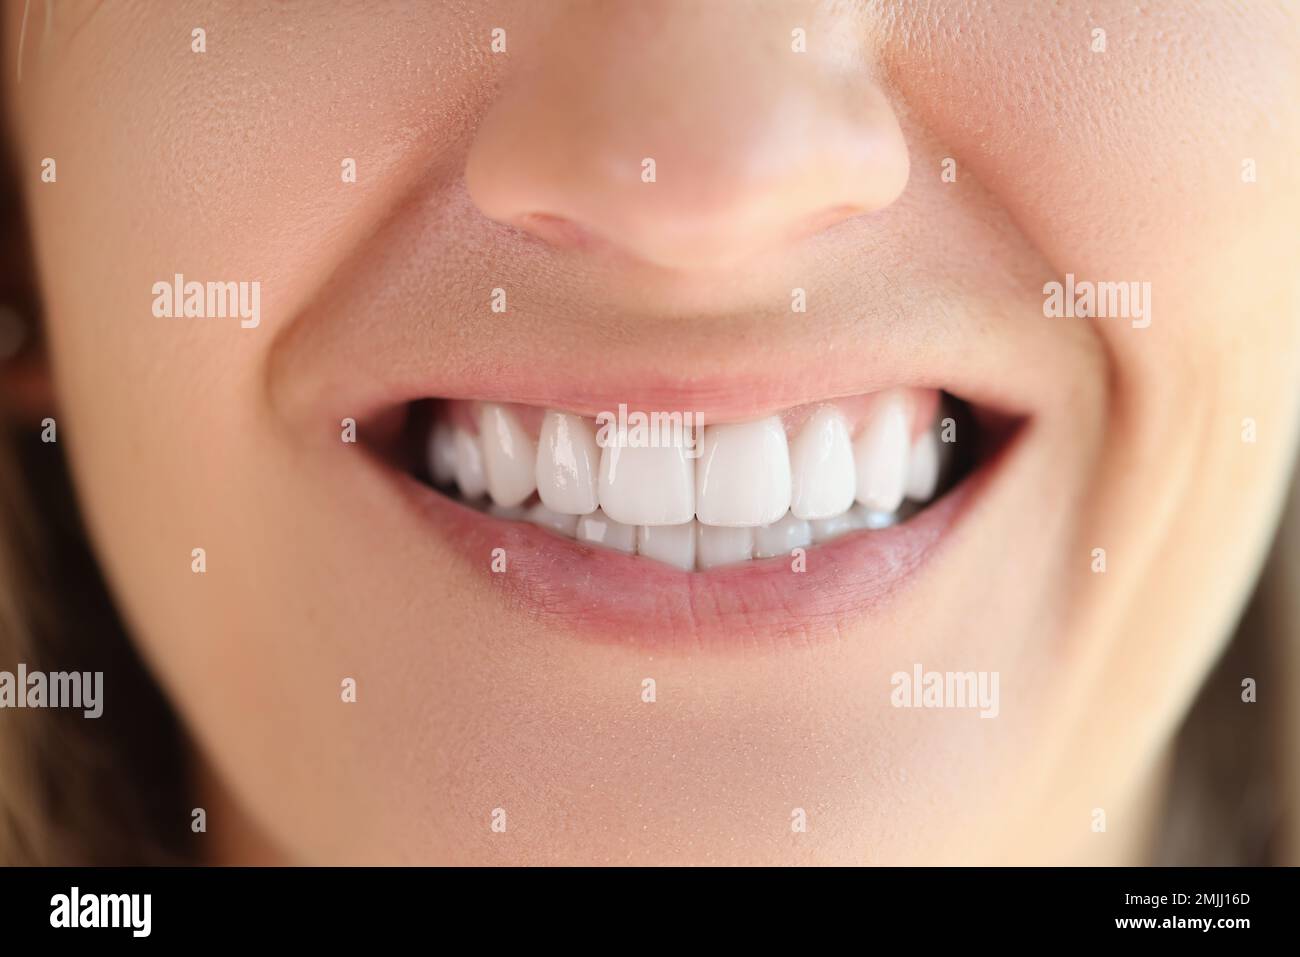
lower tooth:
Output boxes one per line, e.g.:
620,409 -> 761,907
481,497 -> 897,563
526,503 -> 579,538
855,504 -> 897,529
696,524 -> 754,569
576,509 -> 637,553
753,512 -> 813,558
636,523 -> 696,571
809,511 -> 856,544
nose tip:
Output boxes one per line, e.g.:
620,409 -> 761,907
465,29 -> 909,271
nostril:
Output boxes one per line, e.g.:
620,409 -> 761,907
506,201 -> 863,261
512,212 -> 599,251
794,204 -> 866,241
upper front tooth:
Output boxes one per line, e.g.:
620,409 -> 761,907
536,410 -> 601,515
452,428 -> 488,499
753,511 -> 813,558
478,403 -> 538,507
788,406 -> 856,520
598,441 -> 696,526
428,421 -> 457,486
854,390 -> 911,512
695,416 -> 792,527
905,429 -> 940,501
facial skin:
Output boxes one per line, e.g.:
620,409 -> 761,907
4,0 -> 1298,864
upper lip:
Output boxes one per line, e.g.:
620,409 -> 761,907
268,297 -> 1045,441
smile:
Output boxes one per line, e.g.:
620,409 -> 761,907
413,388 -> 959,571
344,374 -> 1018,648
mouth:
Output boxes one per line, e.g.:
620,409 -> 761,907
410,388 -> 957,565
355,384 -> 1018,648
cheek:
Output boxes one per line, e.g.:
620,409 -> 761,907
16,0 -> 489,351
8,1 -> 497,591
889,0 -> 1300,352
887,0 -> 1300,516
3,2 -> 508,859
881,1 -> 1300,765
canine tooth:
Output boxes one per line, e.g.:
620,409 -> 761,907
789,406 -> 856,520
428,421 -> 458,486
599,443 -> 695,526
479,403 -> 538,507
695,416 -> 791,527
809,511 -> 856,543
854,390 -> 910,512
576,509 -> 636,553
453,428 -> 488,499
536,410 -> 601,515
696,524 -> 754,569
636,522 -> 696,571
526,502 -> 579,538
753,512 -> 813,558
905,430 -> 940,501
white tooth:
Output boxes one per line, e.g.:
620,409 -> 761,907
753,512 -> 813,559
852,503 -> 898,530
576,509 -> 636,553
428,421 -> 458,486
809,511 -> 856,544
489,503 -> 528,521
789,406 -> 856,520
453,428 -> 488,499
854,390 -> 911,512
599,442 -> 695,526
905,429 -> 940,501
536,411 -> 601,515
526,502 -> 579,538
696,524 -> 754,569
478,403 -> 538,507
636,522 -> 696,571
695,416 -> 791,527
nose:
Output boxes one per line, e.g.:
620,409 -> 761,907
465,3 -> 909,271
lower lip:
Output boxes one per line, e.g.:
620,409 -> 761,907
379,456 -> 988,653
